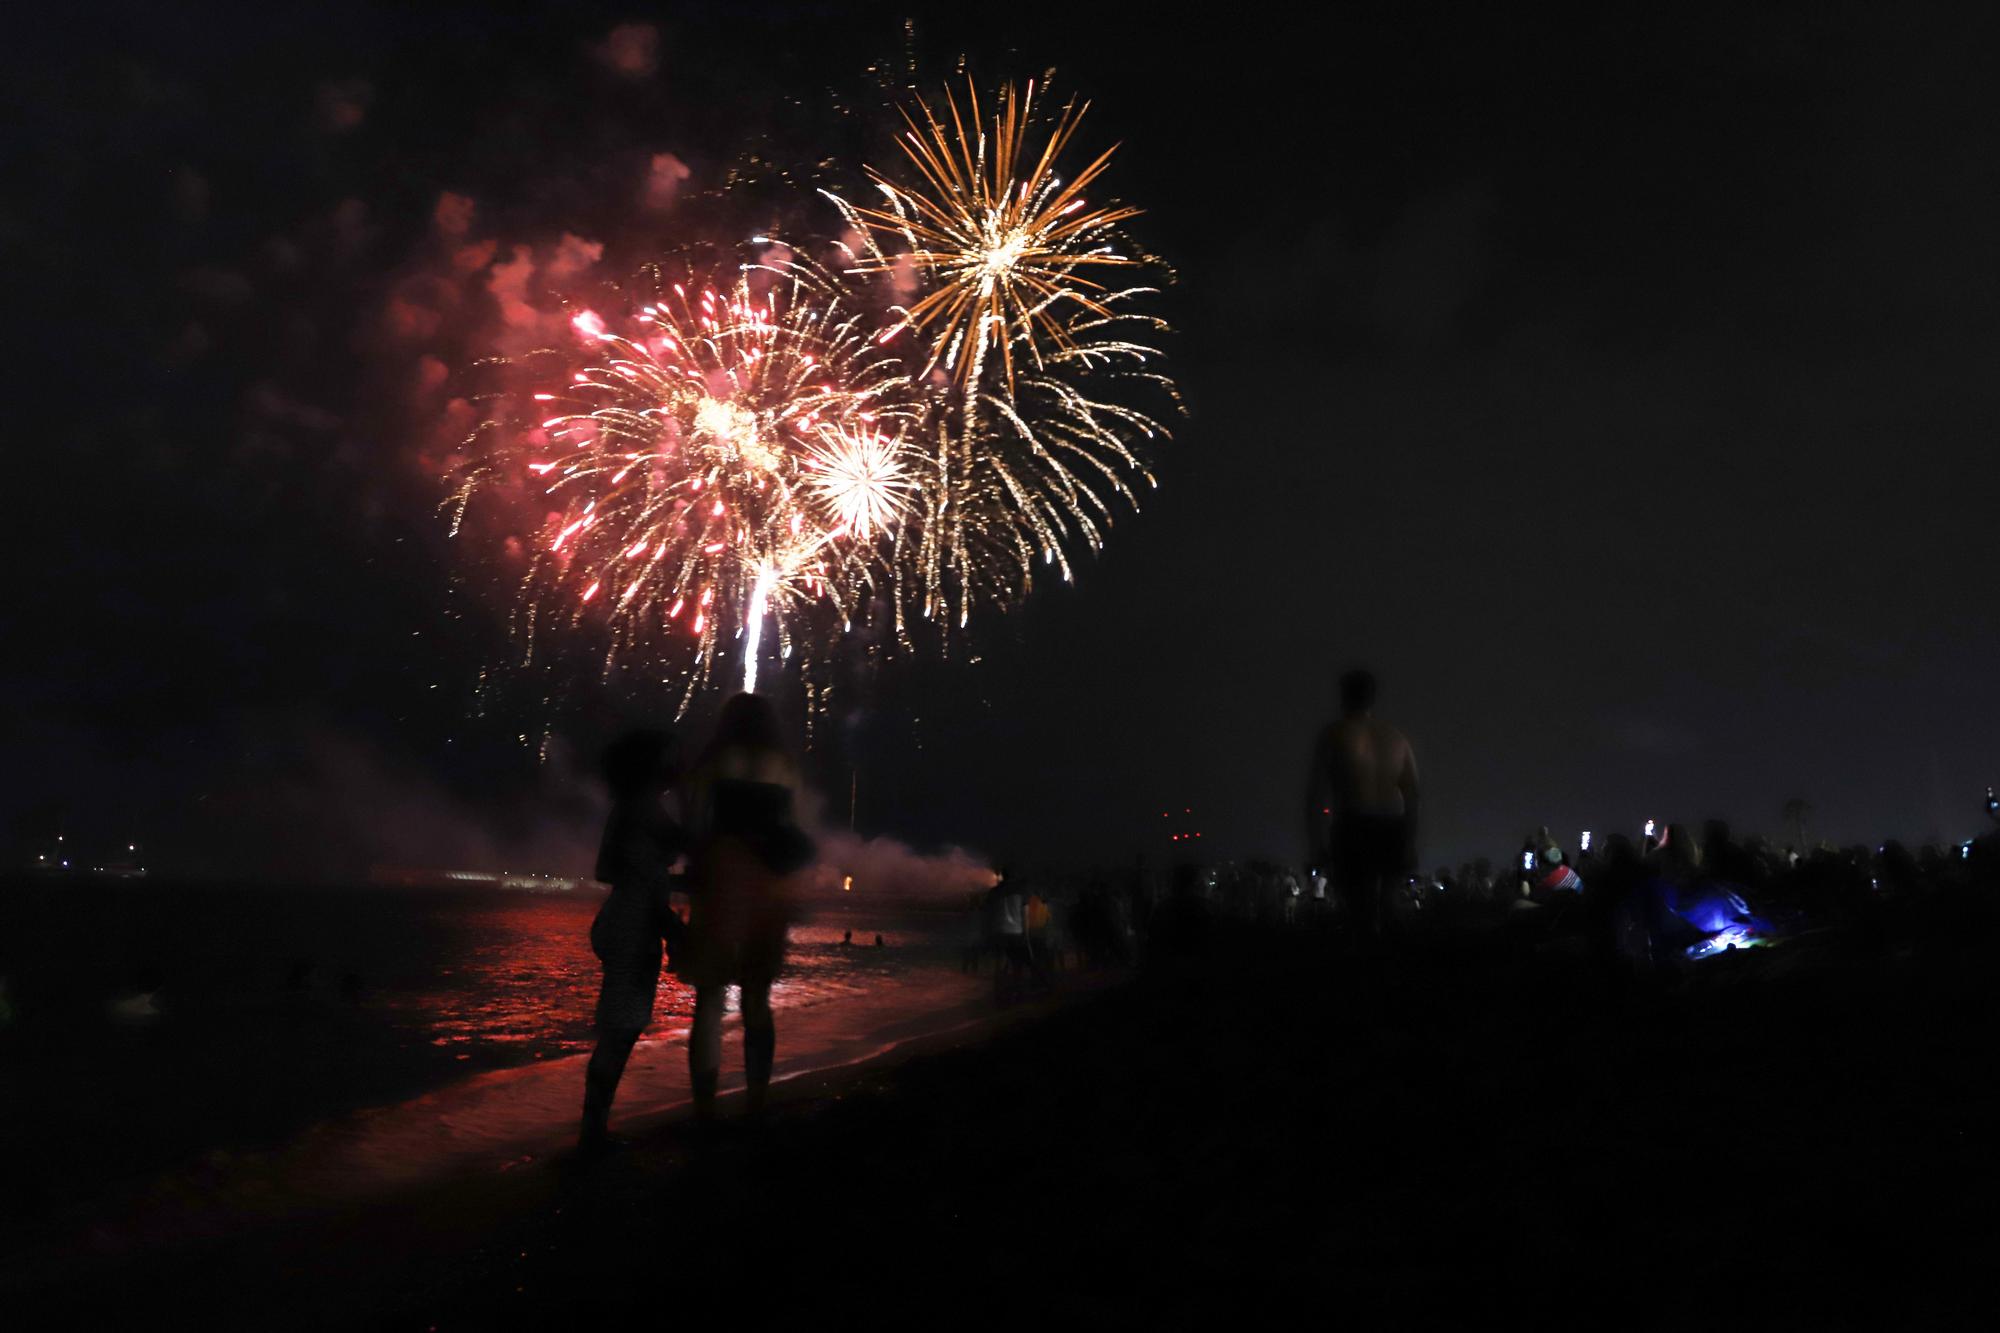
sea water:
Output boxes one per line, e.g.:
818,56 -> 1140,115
0,881 -> 975,1244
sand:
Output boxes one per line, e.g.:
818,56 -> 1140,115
9,921 -> 1999,1327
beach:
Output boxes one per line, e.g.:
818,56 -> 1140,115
9,910 -> 2000,1327
0,881 -> 978,1257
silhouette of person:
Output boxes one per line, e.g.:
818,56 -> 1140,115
681,693 -> 814,1123
579,728 -> 687,1156
985,867 -> 1032,1002
1024,890 -> 1056,987
1305,668 -> 1420,944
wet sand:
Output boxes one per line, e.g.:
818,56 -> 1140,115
0,883 -> 956,1251
3,964 -> 994,1269
10,923 -> 2000,1327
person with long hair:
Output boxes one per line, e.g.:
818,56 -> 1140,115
680,693 -> 814,1123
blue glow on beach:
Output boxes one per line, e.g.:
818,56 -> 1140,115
1685,924 -> 1763,961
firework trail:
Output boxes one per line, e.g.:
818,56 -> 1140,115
449,258 -> 921,706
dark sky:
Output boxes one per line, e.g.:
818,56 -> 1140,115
7,1 -> 1998,877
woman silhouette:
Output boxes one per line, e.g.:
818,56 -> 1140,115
580,728 -> 686,1155
681,693 -> 814,1122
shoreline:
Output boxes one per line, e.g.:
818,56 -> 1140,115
0,885 -> 962,1247
13,914 -> 2000,1326
1,962 -> 1031,1286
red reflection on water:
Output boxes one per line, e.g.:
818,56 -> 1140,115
381,894 -> 935,1061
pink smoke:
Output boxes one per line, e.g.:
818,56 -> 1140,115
593,23 -> 660,79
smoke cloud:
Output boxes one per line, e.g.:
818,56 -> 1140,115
806,829 -> 997,903
643,152 -> 691,210
593,24 -> 660,79
433,191 -> 477,241
315,79 -> 373,133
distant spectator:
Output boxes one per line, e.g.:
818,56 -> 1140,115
1306,668 -> 1420,944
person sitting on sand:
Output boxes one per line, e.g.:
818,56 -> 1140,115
681,693 -> 815,1124
579,728 -> 688,1155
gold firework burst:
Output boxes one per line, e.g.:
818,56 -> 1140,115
829,80 -> 1144,391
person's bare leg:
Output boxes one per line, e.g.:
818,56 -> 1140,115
580,1027 -> 641,1151
740,981 -> 775,1118
689,985 -> 725,1124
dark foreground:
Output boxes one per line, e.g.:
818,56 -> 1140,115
12,923 -> 2000,1329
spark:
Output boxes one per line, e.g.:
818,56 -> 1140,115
826,80 -> 1144,391
802,422 -> 917,538
826,81 -> 1184,633
450,256 -> 923,710
445,80 -> 1182,713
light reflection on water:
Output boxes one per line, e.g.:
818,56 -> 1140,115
0,884 -> 962,1225
0,876 -> 968,1232
0,882 -> 953,1068
374,894 -> 948,1061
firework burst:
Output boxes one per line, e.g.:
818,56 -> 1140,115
445,79 -> 1180,710
449,258 -> 919,707
826,80 -> 1145,390
889,294 -> 1181,629
802,421 -> 917,538
826,80 -> 1183,632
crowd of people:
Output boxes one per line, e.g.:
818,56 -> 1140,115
948,803 -> 2000,997
952,665 -> 1998,989
1290,665 -> 2000,969
584,667 -> 1997,1148
957,868 -> 1142,1002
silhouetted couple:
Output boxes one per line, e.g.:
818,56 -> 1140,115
580,692 -> 814,1155
1306,668 -> 1421,945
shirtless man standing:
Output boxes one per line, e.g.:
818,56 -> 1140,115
1305,669 -> 1420,942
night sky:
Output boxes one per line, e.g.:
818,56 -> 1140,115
8,2 -> 1998,878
